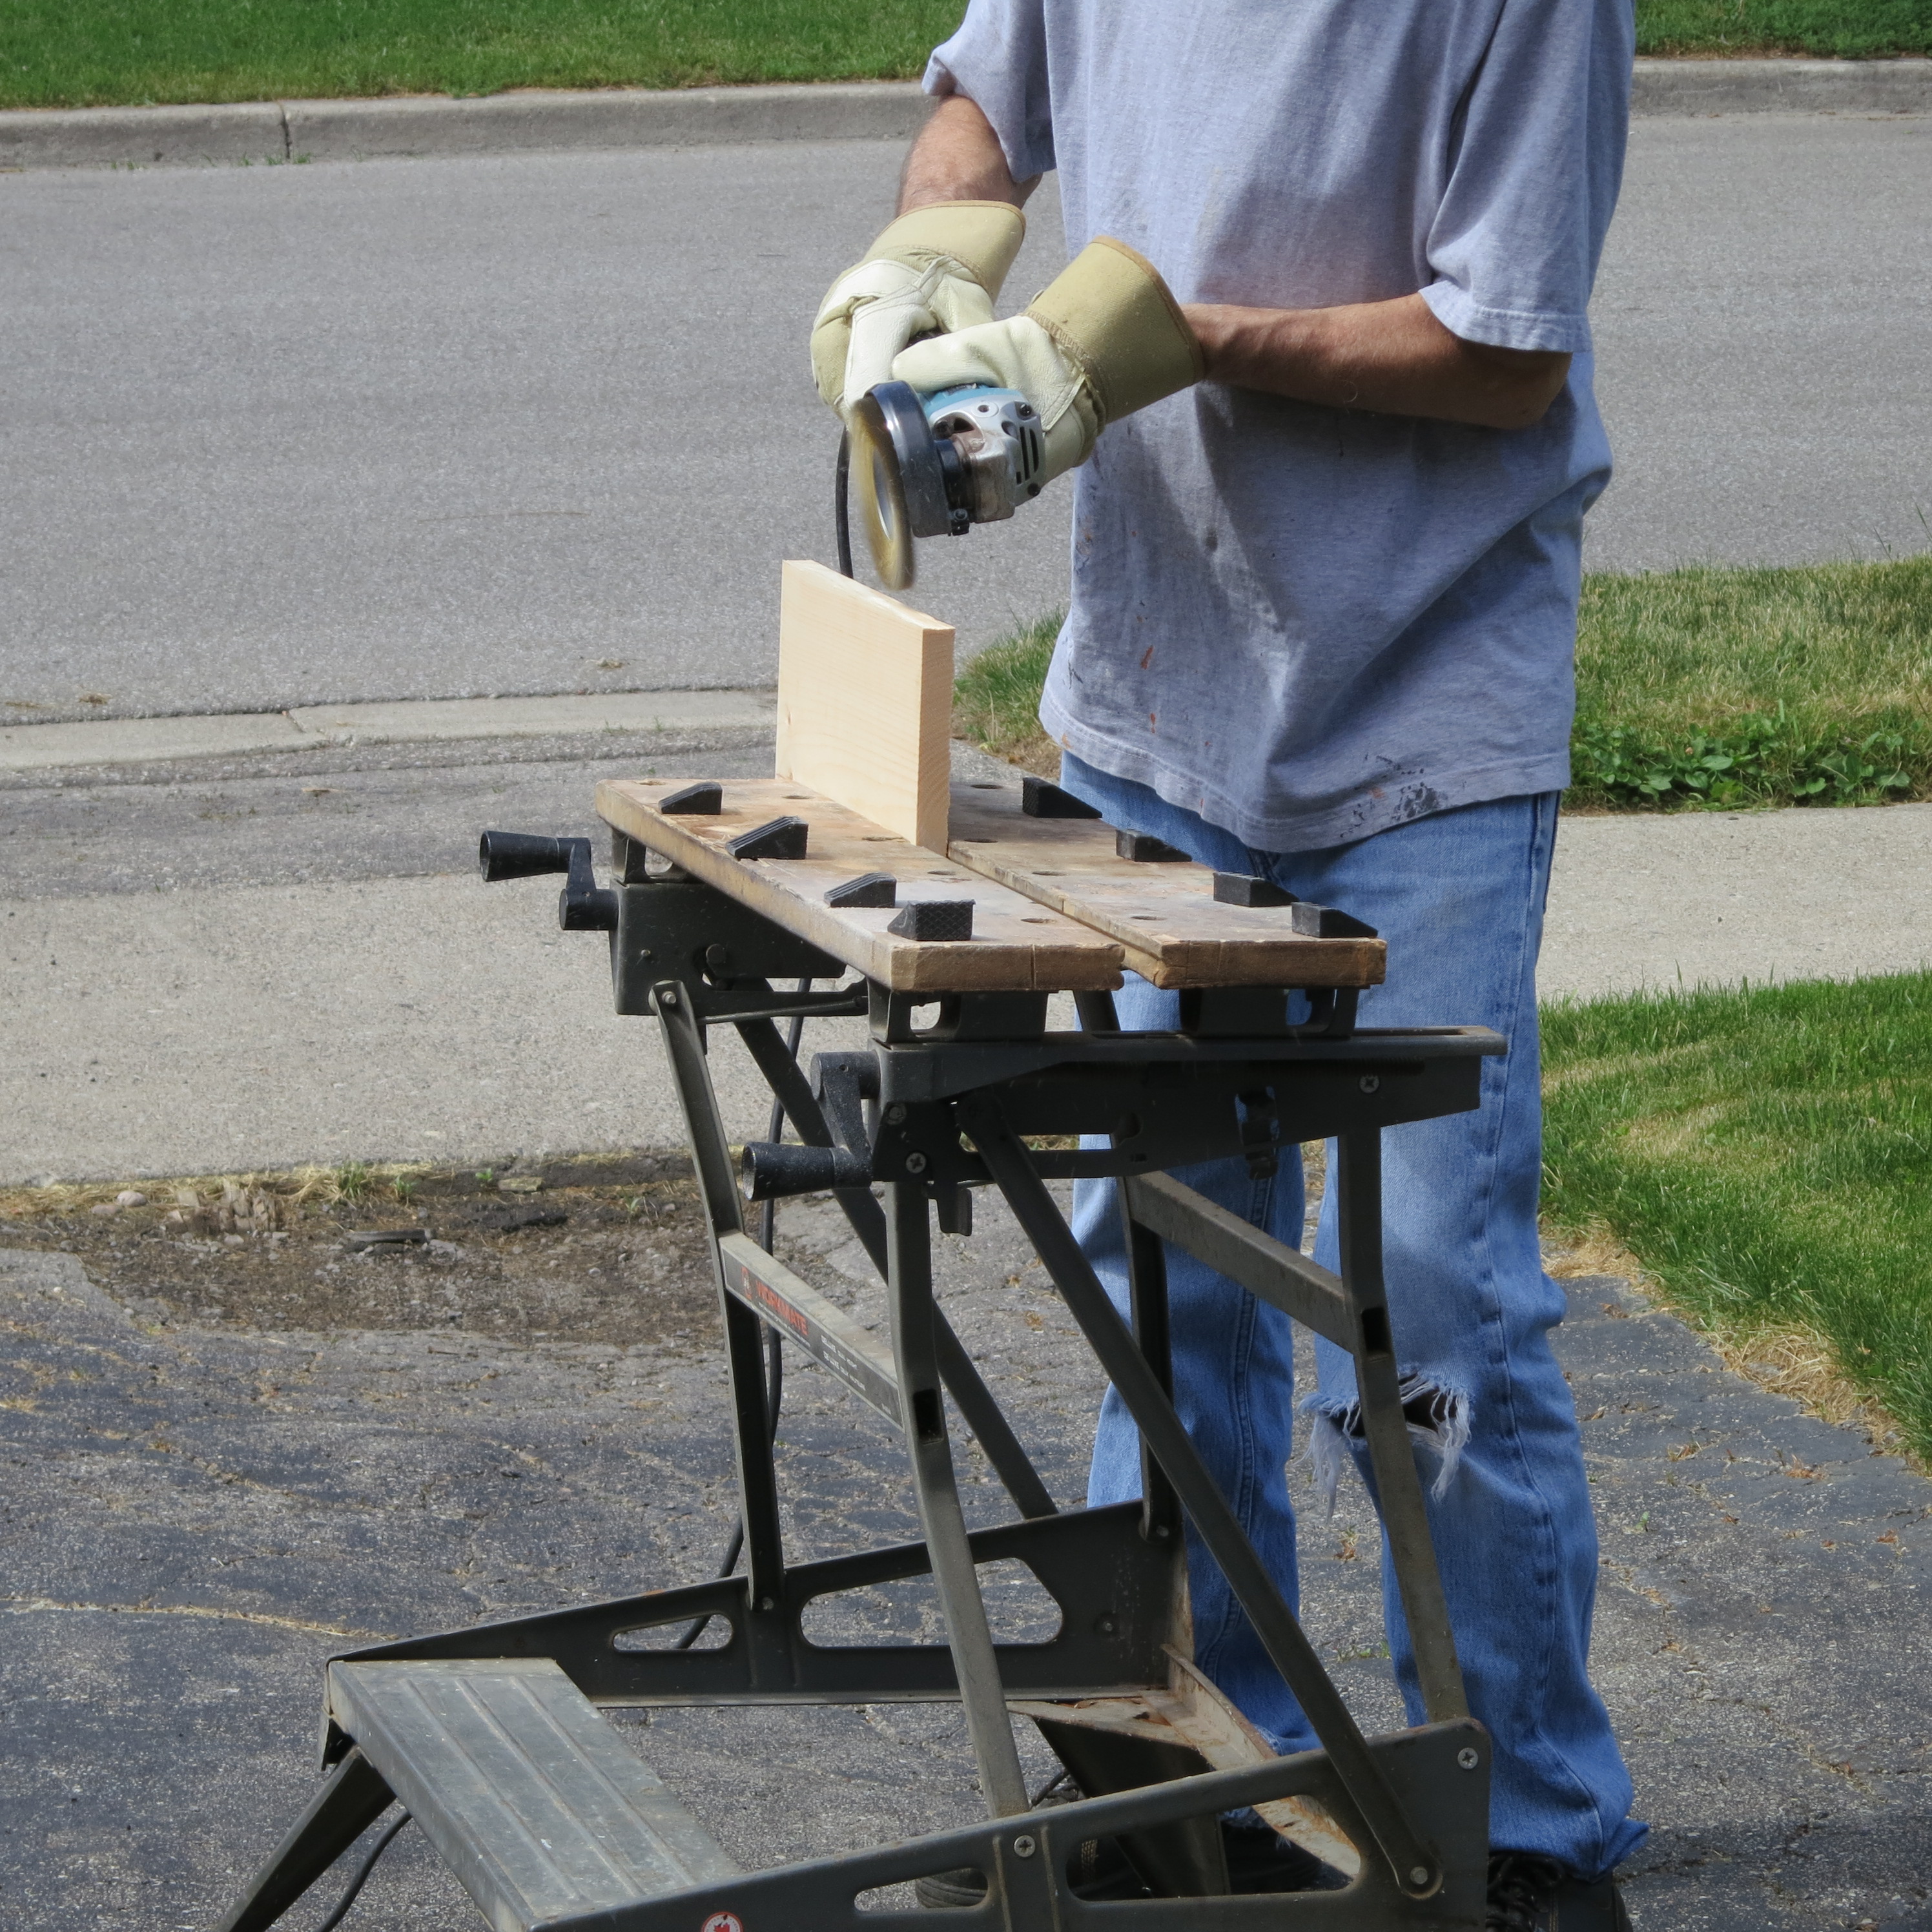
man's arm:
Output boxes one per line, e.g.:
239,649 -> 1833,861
899,94 -> 1039,212
1184,296 -> 1570,431
897,93 -> 1567,431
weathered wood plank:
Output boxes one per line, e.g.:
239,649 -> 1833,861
597,777 -> 1124,994
1009,1649 -> 1362,1876
774,560 -> 954,850
946,777 -> 1385,989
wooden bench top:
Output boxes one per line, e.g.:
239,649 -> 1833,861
598,775 -> 1386,994
597,777 -> 1125,993
946,777 -> 1384,990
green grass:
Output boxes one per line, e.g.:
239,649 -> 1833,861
1635,0 -> 1932,56
1570,555 -> 1932,808
0,0 -> 968,110
1541,972 -> 1932,1459
954,608 -> 1064,777
4,0 -> 1927,111
954,556 -> 1932,812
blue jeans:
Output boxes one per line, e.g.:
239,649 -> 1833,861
1063,754 -> 1644,1878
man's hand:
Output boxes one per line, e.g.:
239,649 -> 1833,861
894,237 -> 1204,485
808,96 -> 1042,419
811,201 -> 1027,416
1185,294 -> 1571,430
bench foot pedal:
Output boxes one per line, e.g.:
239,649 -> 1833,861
327,1658 -> 738,1932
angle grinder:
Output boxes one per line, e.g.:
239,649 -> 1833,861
845,378 -> 1046,590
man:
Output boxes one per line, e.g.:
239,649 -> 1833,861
810,3 -> 1642,1924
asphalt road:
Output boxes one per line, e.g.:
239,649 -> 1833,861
3,114 -> 1927,724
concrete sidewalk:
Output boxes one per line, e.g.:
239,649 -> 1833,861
6,734 -> 1930,1184
0,689 -> 775,774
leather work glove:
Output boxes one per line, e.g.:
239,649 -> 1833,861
811,200 -> 1028,416
891,236 -> 1204,484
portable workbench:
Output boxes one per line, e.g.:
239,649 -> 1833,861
214,568 -> 1513,1932
214,766 -> 1508,1932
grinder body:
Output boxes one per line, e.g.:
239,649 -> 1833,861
850,378 -> 1045,590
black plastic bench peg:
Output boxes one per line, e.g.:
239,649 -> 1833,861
1116,830 -> 1192,863
1213,873 -> 1297,908
659,781 -> 723,815
887,900 -> 975,941
726,816 -> 808,861
1020,774 -> 1102,819
825,872 -> 898,909
1291,902 -> 1379,939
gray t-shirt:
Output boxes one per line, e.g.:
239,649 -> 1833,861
925,0 -> 1633,851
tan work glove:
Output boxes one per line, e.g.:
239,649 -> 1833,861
811,201 -> 1028,416
891,236 -> 1203,483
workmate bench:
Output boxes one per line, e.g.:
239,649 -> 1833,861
216,748 -> 1510,1932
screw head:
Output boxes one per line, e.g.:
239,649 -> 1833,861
1012,1834 -> 1036,1859
659,987 -> 679,1009
1457,1747 -> 1480,1771
1409,1865 -> 1431,1887
1094,1613 -> 1117,1635
885,1104 -> 907,1125
704,943 -> 732,974
1359,1074 -> 1381,1094
905,1152 -> 929,1175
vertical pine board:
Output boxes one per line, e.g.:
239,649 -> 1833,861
774,559 -> 954,850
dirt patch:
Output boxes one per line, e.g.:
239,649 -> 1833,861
0,1159 -> 721,1351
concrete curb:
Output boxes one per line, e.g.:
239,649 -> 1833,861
1630,53 -> 1932,115
0,689 -> 776,774
1,59 -> 1926,172
0,82 -> 932,172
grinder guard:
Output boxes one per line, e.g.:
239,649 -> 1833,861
850,378 -> 1043,590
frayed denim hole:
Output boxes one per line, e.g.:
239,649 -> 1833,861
1299,1368 -> 1472,1515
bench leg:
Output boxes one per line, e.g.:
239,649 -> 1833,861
216,1748 -> 396,1932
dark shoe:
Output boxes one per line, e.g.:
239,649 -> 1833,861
1487,1854 -> 1567,1931
916,1820 -> 1341,1908
1487,1852 -> 1632,1931
1220,1822 -> 1350,1894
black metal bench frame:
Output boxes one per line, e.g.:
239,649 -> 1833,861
216,834 -> 1506,1932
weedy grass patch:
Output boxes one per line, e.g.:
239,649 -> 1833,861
1541,972 -> 1932,1460
956,557 -> 1932,812
952,608 -> 1063,777
1569,556 -> 1932,809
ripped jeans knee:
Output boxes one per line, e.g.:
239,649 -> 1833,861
1300,1369 -> 1471,1514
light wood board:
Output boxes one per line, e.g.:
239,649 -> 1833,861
946,778 -> 1386,989
774,560 -> 954,851
597,777 -> 1124,994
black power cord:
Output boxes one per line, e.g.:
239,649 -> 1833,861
674,983 -> 811,1650
835,427 -> 854,579
311,1811 -> 411,1931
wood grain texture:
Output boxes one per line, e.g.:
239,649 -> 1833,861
597,777 -> 1124,994
1009,1650 -> 1361,1876
774,560 -> 954,850
946,777 -> 1386,989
